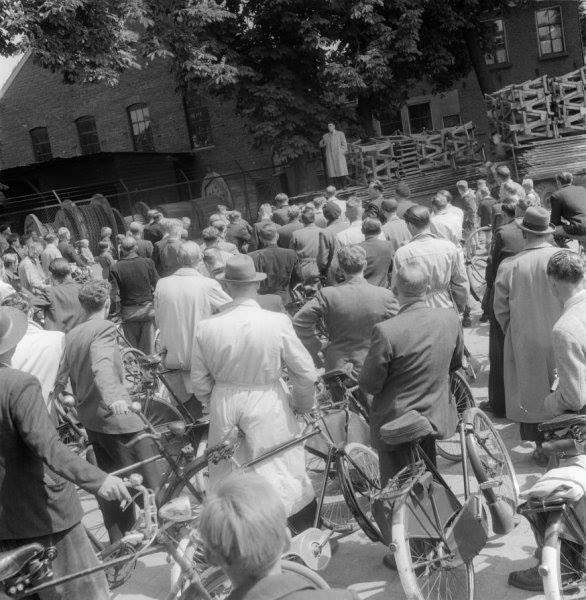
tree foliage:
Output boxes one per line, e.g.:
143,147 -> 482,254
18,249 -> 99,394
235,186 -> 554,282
0,0 -> 507,160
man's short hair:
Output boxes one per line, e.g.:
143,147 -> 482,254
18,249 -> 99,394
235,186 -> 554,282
496,165 -> 510,179
456,180 -> 468,190
44,233 -> 57,244
345,197 -> 362,222
395,182 -> 410,199
547,251 -> 584,284
438,189 -> 453,204
199,473 -> 288,579
161,218 -> 183,237
97,241 -> 110,253
381,197 -> 398,213
556,171 -> 573,186
325,185 -> 336,197
212,220 -> 227,234
287,205 -> 301,221
177,241 -> 201,267
259,222 -> 279,243
274,193 -> 289,206
395,264 -> 429,298
362,217 -> 382,236
120,236 -> 138,254
228,210 -> 241,222
57,227 -> 70,240
312,196 -> 326,209
78,280 -> 111,313
301,206 -> 315,225
338,245 -> 367,274
26,242 -> 42,259
100,227 -> 112,238
521,178 -> 534,189
404,205 -> 430,228
202,226 -> 220,242
49,258 -> 71,280
431,193 -> 448,210
323,201 -> 341,221
129,221 -> 143,235
258,203 -> 272,218
0,292 -> 31,314
503,181 -> 519,195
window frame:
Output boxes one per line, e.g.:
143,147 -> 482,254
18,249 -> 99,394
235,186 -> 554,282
126,103 -> 155,152
29,127 -> 53,162
484,18 -> 509,66
75,115 -> 101,155
183,95 -> 214,150
535,5 -> 565,57
407,102 -> 433,134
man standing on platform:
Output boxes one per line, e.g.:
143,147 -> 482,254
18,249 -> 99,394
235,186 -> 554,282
319,122 -> 349,188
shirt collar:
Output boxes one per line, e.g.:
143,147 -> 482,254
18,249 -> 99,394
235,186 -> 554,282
173,267 -> 202,277
349,221 -> 362,229
564,289 -> 586,311
410,231 -> 436,242
398,299 -> 428,313
121,252 -> 139,260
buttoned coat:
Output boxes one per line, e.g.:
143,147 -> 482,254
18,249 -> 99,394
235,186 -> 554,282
359,238 -> 395,287
493,242 -> 563,422
320,130 -> 348,177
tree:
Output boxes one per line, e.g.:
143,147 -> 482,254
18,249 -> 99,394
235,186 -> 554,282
0,0 -> 507,160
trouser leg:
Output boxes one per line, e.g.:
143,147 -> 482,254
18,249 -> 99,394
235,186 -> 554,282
122,321 -> 140,350
488,317 -> 506,417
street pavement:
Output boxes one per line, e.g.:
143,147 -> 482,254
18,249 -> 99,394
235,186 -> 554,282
112,307 -> 547,600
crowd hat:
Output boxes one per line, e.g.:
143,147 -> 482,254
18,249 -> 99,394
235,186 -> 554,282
217,255 -> 267,283
517,207 -> 555,235
0,307 -> 27,355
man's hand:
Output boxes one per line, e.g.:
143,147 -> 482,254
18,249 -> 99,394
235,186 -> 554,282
109,400 -> 129,415
97,475 -> 132,503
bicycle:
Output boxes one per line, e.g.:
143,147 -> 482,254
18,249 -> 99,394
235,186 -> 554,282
342,407 -> 519,600
518,412 -> 586,600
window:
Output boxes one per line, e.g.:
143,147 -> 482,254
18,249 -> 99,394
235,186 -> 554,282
536,7 -> 565,56
29,127 -> 52,162
408,102 -> 432,133
127,103 -> 155,151
76,116 -> 100,154
485,19 -> 509,65
184,94 -> 213,149
442,114 -> 461,128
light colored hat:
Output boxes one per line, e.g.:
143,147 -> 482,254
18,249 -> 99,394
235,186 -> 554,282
216,255 -> 266,283
0,307 -> 27,355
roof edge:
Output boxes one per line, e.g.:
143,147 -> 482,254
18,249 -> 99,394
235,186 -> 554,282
0,50 -> 32,102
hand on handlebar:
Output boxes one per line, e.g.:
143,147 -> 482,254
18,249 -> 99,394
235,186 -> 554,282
109,400 -> 130,415
97,474 -> 133,503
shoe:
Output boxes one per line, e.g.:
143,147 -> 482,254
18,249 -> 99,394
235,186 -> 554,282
462,315 -> 472,328
382,553 -> 397,571
508,566 -> 543,592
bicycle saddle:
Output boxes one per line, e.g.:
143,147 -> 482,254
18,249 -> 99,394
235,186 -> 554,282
0,543 -> 43,581
379,410 -> 434,447
539,413 -> 586,433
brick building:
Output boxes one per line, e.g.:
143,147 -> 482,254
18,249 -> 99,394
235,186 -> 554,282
376,1 -> 584,151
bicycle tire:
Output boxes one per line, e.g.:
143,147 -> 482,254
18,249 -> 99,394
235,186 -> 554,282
392,484 -> 474,600
541,509 -> 586,600
436,371 -> 476,462
464,407 -> 519,532
337,443 -> 382,542
177,560 -> 330,599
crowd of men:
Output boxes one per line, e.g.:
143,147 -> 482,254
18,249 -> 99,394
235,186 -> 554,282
0,163 -> 585,598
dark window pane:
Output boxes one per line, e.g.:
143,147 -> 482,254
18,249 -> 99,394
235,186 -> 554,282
75,116 -> 100,155
29,127 -> 52,162
184,94 -> 213,149
408,102 -> 432,133
443,114 -> 461,128
127,103 -> 155,151
380,111 -> 403,135
484,19 -> 508,64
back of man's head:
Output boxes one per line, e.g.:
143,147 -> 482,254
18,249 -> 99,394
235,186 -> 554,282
381,197 -> 398,213
287,205 -> 301,222
431,193 -> 448,211
404,205 -> 430,229
438,189 -> 453,204
312,196 -> 326,209
79,280 -> 110,314
395,264 -> 429,299
258,203 -> 272,219
129,221 -> 143,236
202,226 -> 220,243
338,245 -> 367,275
456,180 -> 469,192
547,251 -> 584,284
556,171 -> 573,186
120,236 -> 138,255
301,207 -> 315,225
259,222 -> 279,244
323,201 -> 341,222
228,210 -> 241,223
362,217 -> 382,237
49,258 -> 71,281
44,233 -> 57,245
496,165 -> 510,180
0,292 -> 31,315
177,241 -> 201,268
57,227 -> 70,241
395,182 -> 410,200
325,185 -> 336,198
346,197 -> 363,222
274,193 -> 289,207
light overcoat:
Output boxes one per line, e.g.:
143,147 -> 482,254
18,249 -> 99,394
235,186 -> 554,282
320,130 -> 348,177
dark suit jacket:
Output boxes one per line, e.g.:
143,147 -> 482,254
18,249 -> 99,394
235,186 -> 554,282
360,301 -> 463,450
136,238 -> 154,259
143,222 -> 163,244
37,280 -> 84,333
153,237 -> 182,277
360,238 -> 395,287
550,184 -> 586,236
55,319 -> 143,435
272,207 -> 290,226
316,219 -> 348,283
293,278 -> 397,371
0,367 -> 105,539
249,246 -> 298,302
226,220 -> 253,252
57,241 -> 84,267
251,218 -> 272,251
277,220 -> 303,249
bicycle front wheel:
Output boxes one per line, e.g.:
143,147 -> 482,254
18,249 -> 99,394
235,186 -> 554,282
392,487 -> 474,600
541,509 -> 586,600
436,371 -> 476,462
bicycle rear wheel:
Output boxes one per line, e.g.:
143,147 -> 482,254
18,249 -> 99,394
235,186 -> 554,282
337,443 -> 382,542
541,509 -> 586,600
436,371 -> 476,462
392,482 -> 474,600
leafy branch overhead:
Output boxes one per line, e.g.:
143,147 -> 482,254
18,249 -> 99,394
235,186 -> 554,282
0,0 -> 507,159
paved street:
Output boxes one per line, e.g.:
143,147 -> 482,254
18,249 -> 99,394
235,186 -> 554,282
111,306 -> 546,600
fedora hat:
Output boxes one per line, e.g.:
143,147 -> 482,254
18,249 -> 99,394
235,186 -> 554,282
517,206 -> 555,235
0,307 -> 27,355
217,255 -> 267,283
